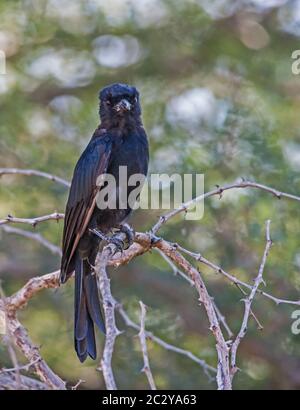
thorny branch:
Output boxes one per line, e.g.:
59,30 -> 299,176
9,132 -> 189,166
115,299 -> 216,378
138,301 -> 157,390
0,373 -> 48,390
149,235 -> 232,389
1,168 -> 300,390
0,267 -> 216,388
0,285 -> 21,389
0,300 -> 66,390
230,220 -> 273,378
155,248 -> 233,338
173,243 -> 300,306
95,236 -> 125,390
1,225 -> 62,256
0,272 -> 65,390
0,212 -> 64,227
151,179 -> 300,233
0,168 -> 70,188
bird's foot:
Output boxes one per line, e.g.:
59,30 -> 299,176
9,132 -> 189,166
89,227 -> 126,255
115,223 -> 135,250
89,228 -> 110,242
109,235 -> 125,254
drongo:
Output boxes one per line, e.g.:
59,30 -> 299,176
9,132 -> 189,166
60,83 -> 149,362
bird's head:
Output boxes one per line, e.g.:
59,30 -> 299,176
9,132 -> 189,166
99,83 -> 141,126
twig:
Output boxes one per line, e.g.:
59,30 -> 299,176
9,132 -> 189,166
115,300 -> 216,379
0,284 -> 21,389
156,248 -> 233,338
1,226 -> 62,256
138,302 -> 157,390
4,268 -> 217,380
71,379 -> 86,390
235,283 -> 263,330
0,373 -> 48,390
6,229 -> 299,316
1,230 -> 298,390
151,180 -> 300,234
2,206 -> 295,307
0,182 -> 298,309
0,358 -> 41,374
155,248 -> 194,285
0,213 -> 64,227
0,168 -> 70,188
173,242 -> 300,307
150,236 -> 232,390
211,299 -> 234,339
0,301 -> 65,390
6,271 -> 60,311
95,234 -> 127,390
230,220 -> 273,379
5,230 -> 300,314
1,271 -> 65,389
1,171 -> 300,390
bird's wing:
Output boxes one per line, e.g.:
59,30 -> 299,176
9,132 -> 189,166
60,133 -> 112,282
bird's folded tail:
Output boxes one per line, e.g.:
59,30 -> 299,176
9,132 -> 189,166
74,255 -> 105,362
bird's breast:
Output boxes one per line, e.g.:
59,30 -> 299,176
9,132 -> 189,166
108,131 -> 148,180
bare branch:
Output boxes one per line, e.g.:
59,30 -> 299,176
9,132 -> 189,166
2,340 -> 21,388
1,226 -> 62,256
0,213 -> 64,227
0,227 -> 297,390
211,299 -> 234,339
235,283 -> 263,330
155,248 -> 194,285
3,268 -> 217,381
71,379 -> 86,390
138,301 -> 157,390
230,220 -> 273,378
0,284 -> 22,389
0,271 -> 65,389
0,373 -> 48,390
2,172 -> 300,390
0,300 -> 65,390
0,177 -> 298,303
150,236 -> 232,390
151,180 -> 300,234
95,234 -> 127,390
0,168 -> 70,188
0,358 -> 41,374
174,242 -> 300,307
6,271 -> 60,311
155,248 -> 233,338
115,301 -> 216,378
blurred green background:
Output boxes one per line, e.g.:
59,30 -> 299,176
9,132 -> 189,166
1,0 -> 300,390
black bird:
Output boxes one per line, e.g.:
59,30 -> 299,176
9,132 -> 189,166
60,83 -> 149,362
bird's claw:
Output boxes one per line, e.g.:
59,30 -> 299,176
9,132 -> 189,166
89,228 -> 110,241
116,223 -> 135,250
89,225 -> 134,254
109,236 -> 125,255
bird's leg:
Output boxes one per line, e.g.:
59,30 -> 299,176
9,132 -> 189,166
89,228 -> 110,242
114,223 -> 135,250
89,228 -> 124,254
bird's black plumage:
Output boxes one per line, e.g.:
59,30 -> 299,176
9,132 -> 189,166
60,83 -> 149,362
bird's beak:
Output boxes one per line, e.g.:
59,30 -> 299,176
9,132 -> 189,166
113,99 -> 132,113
